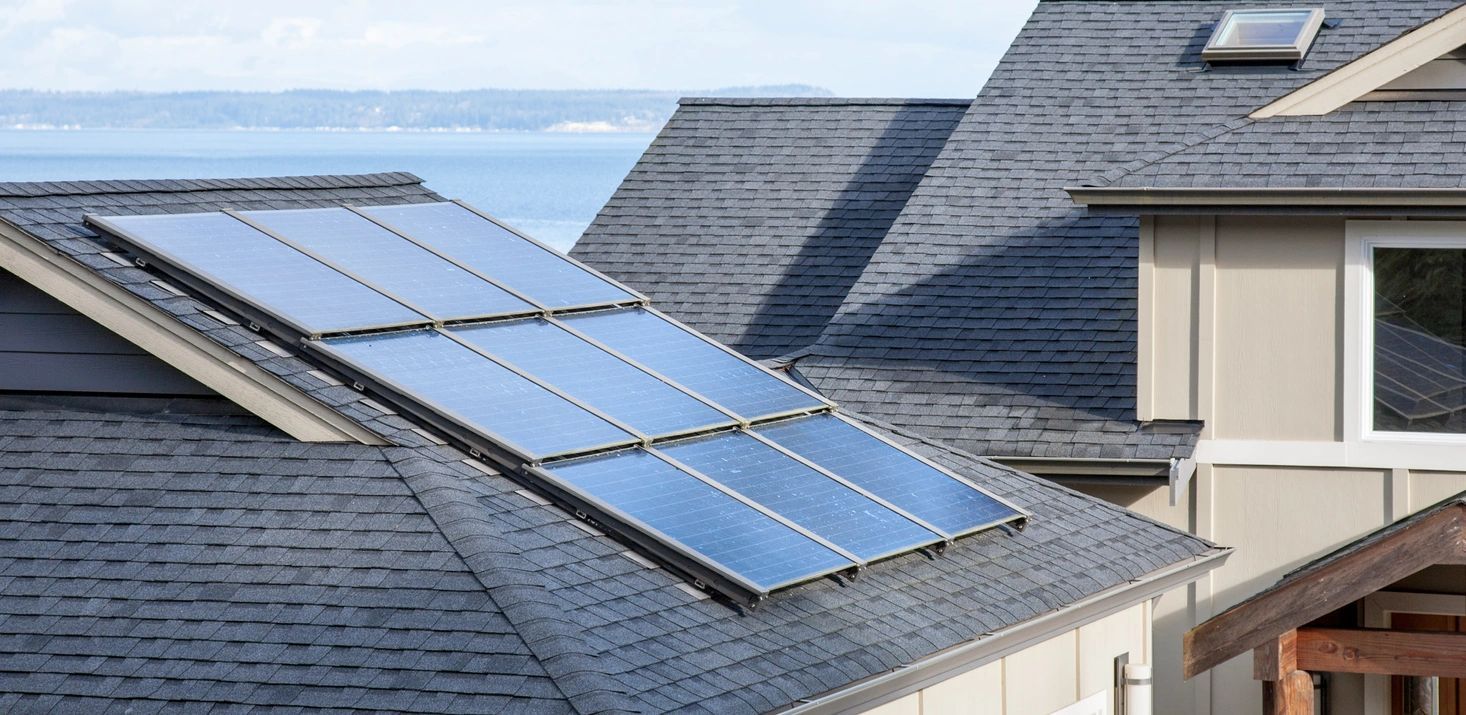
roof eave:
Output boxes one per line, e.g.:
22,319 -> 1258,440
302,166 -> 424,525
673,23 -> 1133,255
1066,186 -> 1466,212
782,546 -> 1232,715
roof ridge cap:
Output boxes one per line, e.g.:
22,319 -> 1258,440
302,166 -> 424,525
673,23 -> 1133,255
0,172 -> 425,198
1086,117 -> 1259,188
384,449 -> 637,715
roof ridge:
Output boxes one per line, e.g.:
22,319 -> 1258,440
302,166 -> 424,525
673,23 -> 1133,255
0,172 -> 425,198
1086,116 -> 1259,188
678,97 -> 972,107
383,449 -> 638,715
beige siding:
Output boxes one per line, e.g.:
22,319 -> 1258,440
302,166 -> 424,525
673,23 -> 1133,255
1150,215 -> 1201,420
1003,631 -> 1077,714
1118,214 -> 1466,714
1211,216 -> 1344,441
1409,471 -> 1466,512
856,603 -> 1149,715
920,662 -> 1002,715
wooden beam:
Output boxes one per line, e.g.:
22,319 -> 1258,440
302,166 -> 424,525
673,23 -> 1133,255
1297,627 -> 1466,679
1262,671 -> 1314,715
1253,629 -> 1297,682
1184,505 -> 1464,679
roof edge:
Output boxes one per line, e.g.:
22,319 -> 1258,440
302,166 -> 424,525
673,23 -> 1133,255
1067,186 -> 1466,209
785,546 -> 1231,715
677,97 -> 972,107
0,172 -> 426,199
1252,3 -> 1466,118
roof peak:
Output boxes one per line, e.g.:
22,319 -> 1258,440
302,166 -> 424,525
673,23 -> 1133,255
0,171 -> 424,199
677,97 -> 971,107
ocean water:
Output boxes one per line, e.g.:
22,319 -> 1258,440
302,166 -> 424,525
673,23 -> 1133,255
0,129 -> 656,251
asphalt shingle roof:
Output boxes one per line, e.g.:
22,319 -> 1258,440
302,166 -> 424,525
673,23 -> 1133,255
574,98 -> 970,360
574,0 -> 1461,462
798,0 -> 1459,461
1094,99 -> 1466,189
0,174 -> 1217,712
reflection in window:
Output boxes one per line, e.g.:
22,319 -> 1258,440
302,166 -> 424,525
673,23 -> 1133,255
1374,247 -> 1466,433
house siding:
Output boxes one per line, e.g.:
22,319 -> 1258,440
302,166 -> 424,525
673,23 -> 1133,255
859,603 -> 1148,715
1117,214 -> 1466,715
0,268 -> 208,395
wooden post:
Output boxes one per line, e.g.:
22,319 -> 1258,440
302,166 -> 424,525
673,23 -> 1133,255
1263,671 -> 1314,715
1256,631 -> 1313,715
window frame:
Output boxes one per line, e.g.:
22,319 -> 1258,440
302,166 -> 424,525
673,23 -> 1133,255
1202,8 -> 1327,63
1347,221 -> 1466,445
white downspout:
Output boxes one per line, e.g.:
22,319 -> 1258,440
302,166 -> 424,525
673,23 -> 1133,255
1124,663 -> 1152,715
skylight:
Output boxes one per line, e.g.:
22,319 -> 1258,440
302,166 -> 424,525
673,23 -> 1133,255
1203,8 -> 1326,62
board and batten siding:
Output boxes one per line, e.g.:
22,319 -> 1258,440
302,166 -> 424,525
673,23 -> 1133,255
859,602 -> 1149,715
0,268 -> 209,395
1116,215 -> 1466,715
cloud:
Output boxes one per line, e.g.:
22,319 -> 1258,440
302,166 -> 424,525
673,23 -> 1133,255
0,0 -> 1039,95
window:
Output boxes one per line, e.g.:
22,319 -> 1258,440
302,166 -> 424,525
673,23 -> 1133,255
1372,247 -> 1466,434
1202,8 -> 1326,62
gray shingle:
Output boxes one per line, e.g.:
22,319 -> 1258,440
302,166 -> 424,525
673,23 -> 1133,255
0,168 -> 1216,713
574,99 -> 969,360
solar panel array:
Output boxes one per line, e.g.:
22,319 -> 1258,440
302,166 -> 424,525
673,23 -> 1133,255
88,201 -> 1026,606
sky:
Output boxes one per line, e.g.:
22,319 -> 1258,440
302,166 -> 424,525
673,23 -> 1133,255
0,0 -> 1039,96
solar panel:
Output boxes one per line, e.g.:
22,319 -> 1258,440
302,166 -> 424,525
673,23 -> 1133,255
754,413 -> 1024,536
316,329 -> 637,460
540,448 -> 855,592
90,212 -> 426,336
357,202 -> 638,309
87,201 -> 1029,606
559,307 -> 828,420
240,208 -> 537,322
450,318 -> 736,438
657,430 -> 944,561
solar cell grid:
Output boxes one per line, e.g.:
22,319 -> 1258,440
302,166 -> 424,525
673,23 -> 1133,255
450,318 -> 736,438
559,307 -> 828,420
657,430 -> 944,561
543,448 -> 854,591
240,207 -> 537,322
358,202 -> 638,309
92,212 -> 427,335
317,329 -> 636,460
754,413 -> 1024,536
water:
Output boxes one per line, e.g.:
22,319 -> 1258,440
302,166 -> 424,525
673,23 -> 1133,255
0,129 -> 656,251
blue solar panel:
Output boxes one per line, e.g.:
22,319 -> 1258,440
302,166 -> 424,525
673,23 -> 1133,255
451,319 -> 734,438
242,208 -> 536,322
545,448 -> 854,591
658,431 -> 943,560
357,202 -> 636,309
755,414 -> 1022,536
559,308 -> 827,420
95,212 -> 426,335
319,330 -> 636,459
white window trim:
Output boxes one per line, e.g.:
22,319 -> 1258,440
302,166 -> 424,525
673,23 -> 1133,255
1345,220 -> 1466,447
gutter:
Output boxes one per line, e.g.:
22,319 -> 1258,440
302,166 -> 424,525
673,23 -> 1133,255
1065,186 -> 1466,208
780,546 -> 1231,715
991,456 -> 1171,480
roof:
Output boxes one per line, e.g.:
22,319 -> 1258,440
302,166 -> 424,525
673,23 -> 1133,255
1182,491 -> 1466,678
1089,100 -> 1466,189
0,174 -> 1219,713
575,0 -> 1462,462
0,395 -> 571,714
573,98 -> 969,360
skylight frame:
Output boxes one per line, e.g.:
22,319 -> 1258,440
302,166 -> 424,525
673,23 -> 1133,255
1202,8 -> 1326,63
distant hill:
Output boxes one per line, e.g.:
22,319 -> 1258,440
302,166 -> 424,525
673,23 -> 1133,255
0,86 -> 833,132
